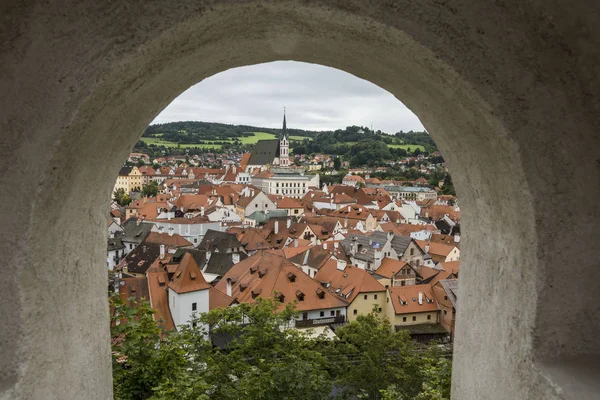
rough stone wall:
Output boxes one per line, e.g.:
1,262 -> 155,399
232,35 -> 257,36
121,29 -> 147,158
0,1 -> 598,399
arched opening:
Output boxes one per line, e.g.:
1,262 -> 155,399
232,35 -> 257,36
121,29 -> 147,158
1,2 -> 598,399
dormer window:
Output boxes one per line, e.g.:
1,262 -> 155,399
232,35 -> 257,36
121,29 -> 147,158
258,268 -> 267,278
296,290 -> 305,301
249,266 -> 257,275
251,288 -> 262,299
239,282 -> 247,292
287,272 -> 296,282
278,293 -> 285,302
316,288 -> 325,299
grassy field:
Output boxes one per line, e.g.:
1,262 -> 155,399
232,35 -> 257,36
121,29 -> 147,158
140,137 -> 223,149
388,143 -> 425,151
238,132 -> 278,144
289,135 -> 313,141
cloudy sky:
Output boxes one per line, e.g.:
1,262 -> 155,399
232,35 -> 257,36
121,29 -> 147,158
151,61 -> 424,134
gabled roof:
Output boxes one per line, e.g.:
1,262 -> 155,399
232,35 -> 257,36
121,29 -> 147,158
144,232 -> 193,248
315,260 -> 385,303
216,250 -> 348,311
416,240 -> 457,257
209,287 -> 235,309
146,267 -> 176,331
247,139 -> 279,166
167,253 -> 211,294
198,229 -> 243,252
388,284 -> 439,314
204,252 -> 248,276
119,243 -> 161,274
375,258 -> 411,279
121,217 -> 155,244
277,196 -> 303,209
289,246 -> 333,270
438,279 -> 459,310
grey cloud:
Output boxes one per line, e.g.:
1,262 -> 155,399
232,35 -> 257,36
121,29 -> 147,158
152,61 -> 425,133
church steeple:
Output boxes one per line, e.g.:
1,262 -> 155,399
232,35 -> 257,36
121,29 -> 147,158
282,107 -> 287,138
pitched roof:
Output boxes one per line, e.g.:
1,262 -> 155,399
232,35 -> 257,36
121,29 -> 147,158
167,253 -> 211,294
119,243 -> 161,274
375,258 -> 410,279
438,279 -> 459,310
289,246 -> 333,270
198,229 -> 243,252
209,287 -> 235,309
388,284 -> 439,314
215,250 -> 348,311
415,240 -> 456,257
277,196 -> 303,209
144,232 -> 193,248
315,260 -> 385,303
204,252 -> 248,276
121,217 -> 155,244
146,267 -> 176,331
247,139 -> 279,166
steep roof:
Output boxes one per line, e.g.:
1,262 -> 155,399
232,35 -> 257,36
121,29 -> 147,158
146,268 -> 176,331
119,243 -> 161,274
204,252 -> 248,276
121,217 -> 155,244
289,246 -> 333,270
216,250 -> 348,311
144,232 -> 193,248
376,258 -> 410,279
247,139 -> 279,166
167,253 -> 211,294
209,287 -> 235,310
198,229 -> 243,252
416,240 -> 456,257
315,260 -> 385,303
439,279 -> 459,310
388,284 -> 439,314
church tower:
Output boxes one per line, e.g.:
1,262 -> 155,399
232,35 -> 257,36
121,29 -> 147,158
279,108 -> 290,167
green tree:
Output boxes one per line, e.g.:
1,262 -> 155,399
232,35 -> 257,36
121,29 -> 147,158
333,157 -> 341,170
193,297 -> 332,400
323,312 -> 422,399
110,295 -> 208,400
142,181 -> 159,198
113,188 -> 132,206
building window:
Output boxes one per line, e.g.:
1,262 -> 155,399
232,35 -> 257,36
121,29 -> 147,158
353,309 -> 358,315
255,204 -> 258,208
330,310 -> 335,316
374,294 -> 378,300
427,314 -> 431,320
444,310 -> 448,315
410,248 -> 414,256
402,317 -> 407,322
129,244 -> 133,249
364,294 -> 368,300
192,321 -> 197,328
320,311 -> 324,317
412,316 -> 416,321
192,302 -> 197,311
378,307 -> 382,312
444,295 -> 448,300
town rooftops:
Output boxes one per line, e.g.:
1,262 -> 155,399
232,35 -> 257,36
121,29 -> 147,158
315,259 -> 385,303
167,253 -> 211,294
388,284 -> 439,314
216,250 -> 348,312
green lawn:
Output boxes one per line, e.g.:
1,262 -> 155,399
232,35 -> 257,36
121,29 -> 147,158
289,135 -> 313,141
238,132 -> 279,144
387,143 -> 425,151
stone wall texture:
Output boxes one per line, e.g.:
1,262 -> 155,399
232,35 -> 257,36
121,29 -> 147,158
0,1 -> 598,399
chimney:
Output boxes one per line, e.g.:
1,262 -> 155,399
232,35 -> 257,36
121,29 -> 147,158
387,231 -> 394,241
347,205 -> 351,212
136,218 -> 140,226
425,244 -> 430,254
159,245 -> 165,259
158,226 -> 163,234
226,278 -> 232,297
167,212 -> 172,221
232,252 -> 240,264
323,242 -> 327,250
344,218 -> 348,228
294,238 -> 299,247
201,206 -> 205,217
418,291 -> 423,305
168,227 -> 174,237
336,259 -> 347,271
287,218 -> 291,229
274,220 -> 279,234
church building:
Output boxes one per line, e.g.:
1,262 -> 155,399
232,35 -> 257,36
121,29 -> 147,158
244,110 -> 290,171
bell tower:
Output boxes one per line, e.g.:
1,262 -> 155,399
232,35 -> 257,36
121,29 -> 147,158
279,107 -> 290,167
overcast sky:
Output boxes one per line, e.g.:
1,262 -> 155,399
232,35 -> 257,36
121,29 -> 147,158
151,61 -> 424,134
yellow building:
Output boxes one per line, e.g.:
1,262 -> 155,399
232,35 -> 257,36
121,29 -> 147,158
113,166 -> 144,194
384,284 -> 439,328
314,259 -> 386,322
